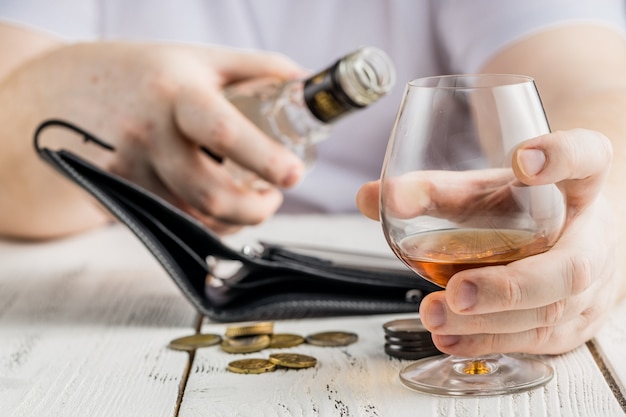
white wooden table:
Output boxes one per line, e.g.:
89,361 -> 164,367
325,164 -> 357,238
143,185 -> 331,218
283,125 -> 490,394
1,214 -> 624,417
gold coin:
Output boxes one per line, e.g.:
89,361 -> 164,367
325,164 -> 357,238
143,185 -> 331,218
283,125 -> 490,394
269,353 -> 317,369
220,334 -> 271,354
167,333 -> 222,351
306,331 -> 358,347
227,358 -> 277,374
268,333 -> 305,349
225,321 -> 274,338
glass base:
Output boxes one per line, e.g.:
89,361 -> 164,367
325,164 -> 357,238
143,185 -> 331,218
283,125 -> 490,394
399,354 -> 553,397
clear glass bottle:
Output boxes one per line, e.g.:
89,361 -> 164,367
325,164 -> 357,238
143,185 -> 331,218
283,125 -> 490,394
224,46 -> 396,184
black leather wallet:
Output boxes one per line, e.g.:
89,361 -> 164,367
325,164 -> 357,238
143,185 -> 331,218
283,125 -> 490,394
34,120 -> 440,322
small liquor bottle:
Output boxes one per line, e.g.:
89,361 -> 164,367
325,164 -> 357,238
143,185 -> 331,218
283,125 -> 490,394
224,46 -> 396,183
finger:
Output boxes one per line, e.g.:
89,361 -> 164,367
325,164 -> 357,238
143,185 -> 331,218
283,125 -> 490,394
444,245 -> 593,315
197,47 -> 309,84
430,309 -> 604,356
445,199 -> 611,316
419,290 -> 585,336
174,85 -> 304,188
182,205 -> 246,236
381,169 -> 515,219
151,129 -> 284,225
356,180 -> 380,220
513,129 -> 612,208
109,150 -> 251,230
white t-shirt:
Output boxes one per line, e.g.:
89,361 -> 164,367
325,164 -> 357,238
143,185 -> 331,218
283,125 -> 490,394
1,0 -> 624,213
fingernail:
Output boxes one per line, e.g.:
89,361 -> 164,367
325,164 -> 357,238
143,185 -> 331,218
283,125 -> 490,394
517,148 -> 546,177
457,281 -> 477,311
281,164 -> 303,188
425,300 -> 446,328
437,335 -> 461,347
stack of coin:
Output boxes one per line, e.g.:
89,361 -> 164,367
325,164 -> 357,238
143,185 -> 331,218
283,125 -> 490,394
221,334 -> 272,354
382,318 -> 443,360
224,321 -> 274,338
220,322 -> 311,353
220,321 -> 274,354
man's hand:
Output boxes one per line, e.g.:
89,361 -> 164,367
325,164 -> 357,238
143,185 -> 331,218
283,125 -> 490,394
0,24 -> 307,238
357,129 -> 621,355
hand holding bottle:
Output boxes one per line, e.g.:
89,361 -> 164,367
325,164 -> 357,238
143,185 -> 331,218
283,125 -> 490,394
0,35 -> 309,238
224,46 -> 396,186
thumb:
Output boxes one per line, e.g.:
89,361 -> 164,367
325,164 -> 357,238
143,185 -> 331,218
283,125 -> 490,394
201,47 -> 309,84
512,129 -> 612,209
356,180 -> 381,220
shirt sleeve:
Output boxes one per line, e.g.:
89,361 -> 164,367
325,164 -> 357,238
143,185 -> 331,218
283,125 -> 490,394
436,0 -> 626,74
0,0 -> 100,40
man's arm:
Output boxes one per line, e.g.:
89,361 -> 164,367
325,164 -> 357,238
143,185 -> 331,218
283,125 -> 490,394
0,23 -> 111,239
0,22 -> 62,79
0,23 -> 306,240
357,22 -> 626,355
481,23 -> 626,300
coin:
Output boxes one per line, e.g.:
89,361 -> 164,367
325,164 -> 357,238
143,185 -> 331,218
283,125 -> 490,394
384,343 -> 443,361
227,358 -> 277,374
268,333 -> 305,349
384,335 -> 436,348
268,353 -> 317,369
220,334 -> 271,354
384,342 -> 440,353
306,331 -> 358,347
225,321 -> 274,338
167,333 -> 222,351
383,318 -> 428,334
383,318 -> 430,340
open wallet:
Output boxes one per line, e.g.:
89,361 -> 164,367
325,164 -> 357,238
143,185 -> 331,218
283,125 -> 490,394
34,120 -> 441,322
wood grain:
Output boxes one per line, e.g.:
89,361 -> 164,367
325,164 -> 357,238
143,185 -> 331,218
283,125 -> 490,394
1,216 -> 625,417
593,299 -> 626,409
0,225 -> 197,417
181,313 -> 624,417
182,215 -> 626,417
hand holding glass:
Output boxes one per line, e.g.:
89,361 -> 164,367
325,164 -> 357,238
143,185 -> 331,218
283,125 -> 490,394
380,74 -> 565,396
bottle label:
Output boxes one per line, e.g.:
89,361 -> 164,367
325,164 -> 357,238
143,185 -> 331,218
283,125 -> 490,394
303,60 -> 364,123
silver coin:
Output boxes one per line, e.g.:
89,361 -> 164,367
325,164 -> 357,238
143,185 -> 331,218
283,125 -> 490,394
385,335 -> 436,348
384,344 -> 443,361
383,318 -> 430,340
385,343 -> 438,352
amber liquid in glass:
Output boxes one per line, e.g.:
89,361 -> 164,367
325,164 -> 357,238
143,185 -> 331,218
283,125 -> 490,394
396,229 -> 552,287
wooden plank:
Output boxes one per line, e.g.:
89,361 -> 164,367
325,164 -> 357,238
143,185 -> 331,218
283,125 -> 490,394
592,299 -> 626,404
0,225 -> 198,417
181,313 -> 624,417
3,214 -> 621,416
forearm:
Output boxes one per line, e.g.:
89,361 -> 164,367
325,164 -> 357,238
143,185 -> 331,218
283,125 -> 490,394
0,24 -> 110,240
0,79 -> 112,240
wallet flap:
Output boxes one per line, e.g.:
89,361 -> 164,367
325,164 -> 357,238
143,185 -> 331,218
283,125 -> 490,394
38,146 -> 220,314
34,120 -> 437,322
